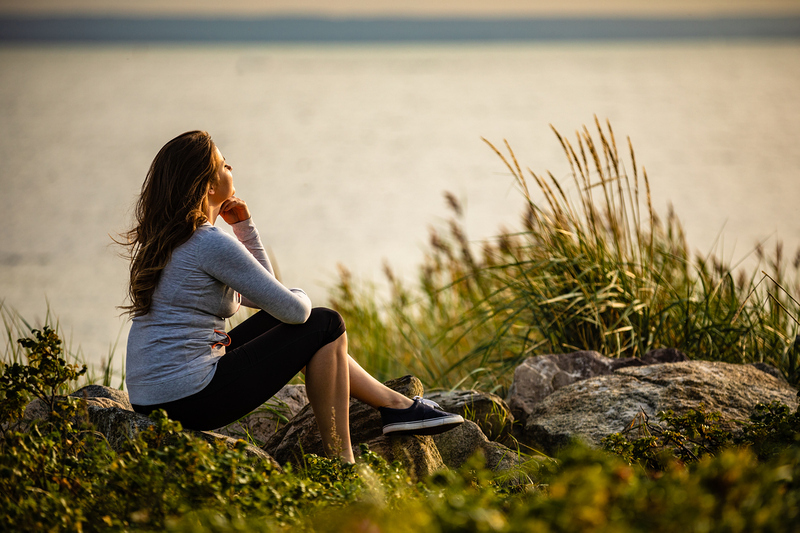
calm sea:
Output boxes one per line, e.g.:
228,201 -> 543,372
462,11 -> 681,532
1,40 -> 799,373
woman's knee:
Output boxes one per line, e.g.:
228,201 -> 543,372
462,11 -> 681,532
308,307 -> 346,345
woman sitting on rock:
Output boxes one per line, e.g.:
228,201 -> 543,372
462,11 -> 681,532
122,131 -> 462,463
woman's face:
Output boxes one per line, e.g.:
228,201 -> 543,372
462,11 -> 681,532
207,146 -> 235,206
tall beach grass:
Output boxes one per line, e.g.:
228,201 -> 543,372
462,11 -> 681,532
331,119 -> 800,393
4,120 -> 799,396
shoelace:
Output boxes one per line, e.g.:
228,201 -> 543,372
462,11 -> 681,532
412,396 -> 442,410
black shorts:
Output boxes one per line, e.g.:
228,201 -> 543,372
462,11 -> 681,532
131,307 -> 346,431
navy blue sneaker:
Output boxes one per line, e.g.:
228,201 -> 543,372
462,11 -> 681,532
380,396 -> 464,436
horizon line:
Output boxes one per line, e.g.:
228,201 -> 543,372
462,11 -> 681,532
1,14 -> 799,43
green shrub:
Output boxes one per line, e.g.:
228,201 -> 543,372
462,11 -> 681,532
736,397 -> 800,461
602,405 -> 732,470
603,399 -> 800,473
0,326 -> 87,424
2,325 -> 800,532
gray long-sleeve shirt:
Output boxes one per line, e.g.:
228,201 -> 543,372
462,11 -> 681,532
125,218 -> 312,405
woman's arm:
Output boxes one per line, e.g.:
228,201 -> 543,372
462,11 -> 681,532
198,228 -> 311,324
231,218 -> 275,277
219,196 -> 275,276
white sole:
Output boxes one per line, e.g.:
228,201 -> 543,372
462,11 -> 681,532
382,414 -> 464,435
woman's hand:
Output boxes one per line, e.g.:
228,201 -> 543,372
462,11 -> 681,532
219,196 -> 252,225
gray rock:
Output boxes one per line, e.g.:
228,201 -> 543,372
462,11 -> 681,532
83,404 -> 159,450
640,347 -> 690,364
213,384 -> 308,445
24,385 -> 132,422
432,419 -> 522,472
749,362 -> 787,383
507,351 -> 622,423
265,375 -> 447,478
192,430 -> 281,468
361,434 -> 444,481
70,385 -> 133,410
506,349 -> 688,423
22,397 -> 54,421
424,389 -> 513,442
520,361 -> 799,456
69,384 -> 282,465
24,396 -> 128,421
84,405 -> 279,468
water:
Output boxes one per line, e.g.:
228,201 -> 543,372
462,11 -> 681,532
1,41 -> 799,372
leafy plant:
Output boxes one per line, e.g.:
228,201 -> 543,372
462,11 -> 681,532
603,400 -> 800,472
0,325 -> 86,424
602,405 -> 731,470
735,397 -> 800,461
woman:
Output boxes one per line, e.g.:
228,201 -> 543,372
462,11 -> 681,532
123,131 -> 462,463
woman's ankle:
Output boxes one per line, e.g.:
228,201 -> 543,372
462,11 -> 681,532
382,394 -> 414,410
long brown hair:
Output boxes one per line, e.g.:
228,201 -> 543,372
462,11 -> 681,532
121,131 -> 220,316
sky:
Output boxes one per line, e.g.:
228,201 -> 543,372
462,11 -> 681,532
2,0 -> 800,17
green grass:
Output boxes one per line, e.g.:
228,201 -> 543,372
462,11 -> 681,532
331,119 -> 800,393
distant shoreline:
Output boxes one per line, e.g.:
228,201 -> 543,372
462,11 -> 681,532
1,15 -> 799,43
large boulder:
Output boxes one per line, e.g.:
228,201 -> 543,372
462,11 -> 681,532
424,390 -> 513,442
507,349 -> 688,423
213,384 -> 308,446
265,375 -> 445,478
520,361 -> 799,455
432,419 -> 521,472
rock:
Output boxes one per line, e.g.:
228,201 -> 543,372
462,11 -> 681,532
84,405 -> 279,468
520,361 -> 799,456
265,375 -> 444,477
70,385 -> 133,410
83,404 -> 159,450
361,435 -> 444,480
24,396 -> 128,421
749,362 -> 787,383
640,348 -> 690,365
506,351 -> 622,423
21,390 -> 280,469
432,419 -> 523,472
424,390 -> 513,442
506,349 -> 688,423
22,397 -> 54,421
24,384 -> 133,422
271,384 -> 309,415
214,384 -> 308,445
84,404 -> 279,467
192,430 -> 281,468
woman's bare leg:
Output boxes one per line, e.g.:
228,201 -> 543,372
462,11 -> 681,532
304,334 -> 355,463
303,332 -> 418,462
347,354 -> 414,410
